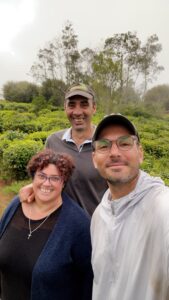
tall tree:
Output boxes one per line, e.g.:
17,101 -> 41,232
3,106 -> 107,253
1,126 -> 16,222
30,37 -> 64,83
137,34 -> 164,94
30,21 -> 80,86
92,51 -> 120,93
61,21 -> 80,85
104,32 -> 141,91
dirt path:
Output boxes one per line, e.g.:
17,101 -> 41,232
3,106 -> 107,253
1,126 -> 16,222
0,180 -> 15,216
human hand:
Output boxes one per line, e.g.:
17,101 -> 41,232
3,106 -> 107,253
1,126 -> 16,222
19,183 -> 35,203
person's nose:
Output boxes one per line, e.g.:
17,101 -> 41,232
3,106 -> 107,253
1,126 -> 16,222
43,177 -> 52,185
109,141 -> 121,156
72,104 -> 83,115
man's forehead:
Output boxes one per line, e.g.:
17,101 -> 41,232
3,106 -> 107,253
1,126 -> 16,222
66,96 -> 91,103
98,124 -> 132,138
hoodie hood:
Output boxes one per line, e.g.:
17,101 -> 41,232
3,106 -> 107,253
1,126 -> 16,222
100,170 -> 165,221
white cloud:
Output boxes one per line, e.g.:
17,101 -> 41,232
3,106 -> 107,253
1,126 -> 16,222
0,0 -> 35,53
0,0 -> 169,89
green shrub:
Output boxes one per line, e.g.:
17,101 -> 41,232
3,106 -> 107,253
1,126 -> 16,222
0,101 -> 32,112
0,139 -> 10,163
26,131 -> 49,144
2,140 -> 43,180
142,139 -> 168,158
0,130 -> 27,141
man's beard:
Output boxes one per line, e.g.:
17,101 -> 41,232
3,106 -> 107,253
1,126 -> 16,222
107,171 -> 139,186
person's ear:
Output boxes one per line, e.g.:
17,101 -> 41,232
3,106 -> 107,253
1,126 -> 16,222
93,102 -> 97,114
138,145 -> 144,164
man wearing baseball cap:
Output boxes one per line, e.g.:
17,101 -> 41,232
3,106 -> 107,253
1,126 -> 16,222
91,114 -> 169,300
20,84 -> 107,216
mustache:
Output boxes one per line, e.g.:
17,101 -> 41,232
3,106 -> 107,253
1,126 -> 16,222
105,159 -> 128,167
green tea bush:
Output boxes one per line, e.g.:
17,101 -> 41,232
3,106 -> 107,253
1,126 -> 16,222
26,131 -> 49,144
0,111 -> 36,132
142,139 -> 168,158
0,139 -> 10,163
14,120 -> 43,133
2,140 -> 43,180
36,111 -> 68,131
1,101 -> 32,112
0,130 -> 27,141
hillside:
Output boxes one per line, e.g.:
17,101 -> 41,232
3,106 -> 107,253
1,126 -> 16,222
0,100 -> 169,215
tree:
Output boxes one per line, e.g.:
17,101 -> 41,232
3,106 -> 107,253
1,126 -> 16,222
144,84 -> 169,110
79,47 -> 95,81
61,20 -> 80,84
92,52 -> 120,93
41,79 -> 67,106
3,81 -> 39,102
29,22 -> 164,107
137,35 -> 164,94
30,21 -> 81,86
104,32 -> 141,91
30,37 -> 64,83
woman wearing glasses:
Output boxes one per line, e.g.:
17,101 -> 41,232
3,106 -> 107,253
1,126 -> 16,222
0,149 -> 93,300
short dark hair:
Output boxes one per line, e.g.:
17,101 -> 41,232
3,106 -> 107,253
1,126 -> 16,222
27,149 -> 75,184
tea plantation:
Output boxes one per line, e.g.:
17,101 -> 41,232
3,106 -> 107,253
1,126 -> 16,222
0,100 -> 169,213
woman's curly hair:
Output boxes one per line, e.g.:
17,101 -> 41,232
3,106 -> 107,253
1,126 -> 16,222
27,149 -> 75,184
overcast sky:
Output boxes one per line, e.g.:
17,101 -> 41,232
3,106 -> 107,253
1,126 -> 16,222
0,0 -> 168,95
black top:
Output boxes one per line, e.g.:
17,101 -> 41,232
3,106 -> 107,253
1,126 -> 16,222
0,204 -> 61,300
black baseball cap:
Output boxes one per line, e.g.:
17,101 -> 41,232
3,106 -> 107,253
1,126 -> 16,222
93,114 -> 140,142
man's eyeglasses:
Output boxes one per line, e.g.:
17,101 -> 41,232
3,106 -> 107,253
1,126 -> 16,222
36,173 -> 62,184
93,135 -> 138,153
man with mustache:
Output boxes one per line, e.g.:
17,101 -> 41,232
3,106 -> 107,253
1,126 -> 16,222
91,114 -> 169,300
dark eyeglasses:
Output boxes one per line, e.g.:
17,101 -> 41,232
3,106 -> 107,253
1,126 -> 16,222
36,173 -> 62,184
93,135 -> 138,153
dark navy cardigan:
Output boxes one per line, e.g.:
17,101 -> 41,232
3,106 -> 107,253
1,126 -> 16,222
0,193 -> 93,300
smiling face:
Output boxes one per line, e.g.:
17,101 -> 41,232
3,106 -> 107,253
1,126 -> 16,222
32,164 -> 64,205
92,124 -> 143,190
64,95 -> 96,132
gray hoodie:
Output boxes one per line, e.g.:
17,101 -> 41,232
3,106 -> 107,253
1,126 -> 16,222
91,170 -> 169,300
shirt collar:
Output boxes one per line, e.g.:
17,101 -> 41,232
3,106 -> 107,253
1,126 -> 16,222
62,128 -> 92,145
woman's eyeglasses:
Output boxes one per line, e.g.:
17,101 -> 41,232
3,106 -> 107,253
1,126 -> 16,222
36,173 -> 62,184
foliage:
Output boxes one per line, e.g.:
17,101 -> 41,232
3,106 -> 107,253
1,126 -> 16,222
29,22 -> 163,103
0,110 -> 37,132
26,131 -> 49,144
3,81 -> 39,103
144,84 -> 169,110
41,79 -> 67,106
104,31 -> 141,91
2,179 -> 31,195
2,140 -> 43,180
0,100 -> 32,112
0,100 -> 169,188
137,34 -> 164,94
0,130 -> 27,141
32,95 -> 48,113
30,21 -> 80,86
62,20 -> 80,84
